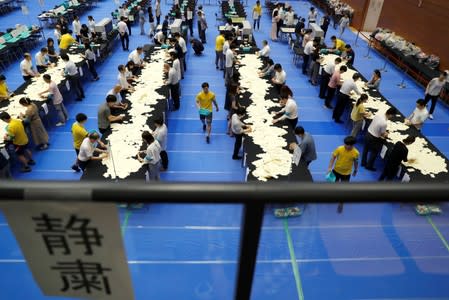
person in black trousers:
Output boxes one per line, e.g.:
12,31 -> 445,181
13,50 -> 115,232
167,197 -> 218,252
321,13 -> 331,38
231,108 -> 252,160
164,63 -> 180,110
332,73 -> 361,123
379,136 -> 416,181
320,57 -> 341,98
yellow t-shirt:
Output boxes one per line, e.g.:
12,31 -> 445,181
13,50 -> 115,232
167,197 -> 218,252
0,82 -> 8,98
8,119 -> 28,146
72,122 -> 88,150
335,39 -> 346,52
351,103 -> 365,122
215,34 -> 225,52
333,146 -> 359,175
196,91 -> 216,112
253,5 -> 262,16
59,34 -> 76,50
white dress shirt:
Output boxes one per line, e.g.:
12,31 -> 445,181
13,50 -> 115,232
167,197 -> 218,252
274,70 -> 286,84
259,45 -> 270,57
225,48 -> 234,68
49,81 -> 63,105
304,40 -> 315,55
153,124 -> 167,151
107,88 -> 122,104
222,41 -> 230,56
78,138 -> 97,162
64,60 -> 78,76
35,52 -> 48,66
128,50 -> 143,65
368,113 -> 387,138
20,59 -> 33,76
231,114 -> 245,135
117,21 -> 129,35
88,20 -> 96,33
323,61 -> 335,75
117,72 -> 129,89
172,58 -> 181,81
285,11 -> 295,26
72,20 -> 81,35
409,107 -> 428,128
278,98 -> 298,120
178,37 -> 187,53
340,79 -> 361,96
167,67 -> 179,85
144,140 -> 161,165
426,78 -> 445,96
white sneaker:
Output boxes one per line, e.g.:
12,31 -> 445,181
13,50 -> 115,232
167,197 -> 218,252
55,122 -> 65,127
428,114 -> 434,120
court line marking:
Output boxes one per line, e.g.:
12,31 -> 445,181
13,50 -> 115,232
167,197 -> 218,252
121,209 -> 132,236
284,218 -> 305,300
2,255 -> 449,264
427,216 -> 449,252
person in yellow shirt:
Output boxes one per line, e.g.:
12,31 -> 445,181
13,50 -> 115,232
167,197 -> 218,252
252,0 -> 262,30
71,113 -> 106,172
59,30 -> 76,54
196,82 -> 219,144
0,112 -> 35,172
350,94 -> 371,137
327,136 -> 359,213
329,35 -> 346,54
215,33 -> 225,70
0,75 -> 14,101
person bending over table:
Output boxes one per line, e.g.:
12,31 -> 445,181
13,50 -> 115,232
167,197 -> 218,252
0,75 -> 14,101
196,82 -> 219,144
365,69 -> 381,90
272,89 -> 298,129
405,99 -> 428,131
320,57 -> 342,99
20,53 -> 39,82
231,108 -> 252,160
39,74 -> 68,127
128,46 -> 145,68
327,35 -> 346,54
117,64 -> 135,94
77,131 -> 108,172
164,63 -> 180,111
379,136 -> 416,181
138,131 -> 162,181
152,117 -> 168,171
258,40 -> 271,63
350,94 -> 371,138
361,107 -> 397,172
18,97 -> 49,150
325,65 -> 347,109
342,44 -> 355,66
97,95 -> 125,134
58,30 -> 77,55
259,59 -> 275,78
0,112 -> 35,173
35,48 -> 51,73
71,113 -> 89,172
61,54 -> 85,101
289,126 -> 317,168
328,135 -> 359,213
333,72 -> 361,123
107,85 -> 128,110
271,64 -> 286,94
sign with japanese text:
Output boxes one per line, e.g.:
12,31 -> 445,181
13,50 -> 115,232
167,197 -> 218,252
1,202 -> 134,300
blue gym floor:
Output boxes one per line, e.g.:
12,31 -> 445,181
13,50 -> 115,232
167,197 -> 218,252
1,0 -> 449,299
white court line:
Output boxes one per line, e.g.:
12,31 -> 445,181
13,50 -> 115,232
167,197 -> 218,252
1,255 -> 449,265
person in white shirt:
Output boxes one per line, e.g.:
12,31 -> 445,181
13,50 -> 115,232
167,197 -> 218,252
154,30 -> 165,45
54,25 -> 62,42
138,131 -> 162,181
308,7 -> 317,26
320,57 -> 342,98
61,53 -> 85,100
138,6 -> 145,35
163,63 -> 180,110
186,7 -> 194,35
333,73 -> 361,123
271,63 -> 286,94
152,117 -> 169,170
170,51 -> 182,82
117,16 -> 129,51
39,74 -> 67,126
20,53 -> 39,81
259,40 -> 270,60
77,132 -> 108,172
155,0 -> 162,25
406,99 -> 428,130
107,85 -> 128,110
35,48 -> 50,73
339,14 -> 350,37
231,108 -> 252,160
362,107 -> 397,171
128,46 -> 144,67
174,33 -> 188,71
225,46 -> 236,85
273,91 -> 298,128
302,39 -> 316,75
87,16 -> 96,33
117,64 -> 132,91
423,72 -> 447,119
284,6 -> 295,26
72,15 -> 82,42
82,43 -> 99,81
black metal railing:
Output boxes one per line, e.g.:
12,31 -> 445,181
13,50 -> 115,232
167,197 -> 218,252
0,181 -> 448,300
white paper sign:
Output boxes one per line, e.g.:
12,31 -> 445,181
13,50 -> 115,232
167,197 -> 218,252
293,145 -> 302,166
0,201 -> 134,300
65,80 -> 70,91
380,145 -> 388,159
42,103 -> 49,115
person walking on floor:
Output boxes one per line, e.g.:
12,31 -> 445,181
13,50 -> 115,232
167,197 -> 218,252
339,14 -> 350,37
138,6 -> 146,35
198,11 -> 208,44
320,13 -> 331,38
138,131 -> 162,181
61,54 -> 85,101
252,0 -> 262,30
39,74 -> 68,126
231,108 -> 252,160
155,0 -> 162,25
82,43 -> 100,81
423,72 -> 447,120
327,136 -> 359,213
320,57 -> 341,98
152,117 -> 169,171
164,63 -> 180,110
0,112 -> 35,173
270,10 -> 280,41
361,107 -> 397,171
18,97 -> 49,150
379,136 -> 416,181
148,5 -> 155,37
196,82 -> 219,144
333,73 -> 361,123
302,39 -> 316,75
186,7 -> 194,36
215,32 -> 225,70
350,94 -> 370,137
118,16 -> 130,51
325,65 -> 347,109
71,113 -> 88,172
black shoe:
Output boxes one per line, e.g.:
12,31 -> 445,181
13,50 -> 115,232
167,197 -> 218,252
76,98 -> 83,101
216,65 -> 219,69
71,164 -> 81,172
334,119 -> 344,124
206,136 -> 210,144
366,167 -> 377,172
21,166 -> 32,172
28,159 -> 36,165
232,155 -> 242,160
202,124 -> 206,131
